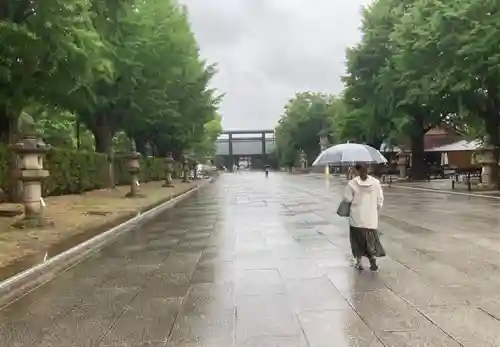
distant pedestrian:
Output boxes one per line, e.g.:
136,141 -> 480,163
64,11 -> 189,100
343,163 -> 385,271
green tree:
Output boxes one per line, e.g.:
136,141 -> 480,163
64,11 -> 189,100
390,0 -> 500,181
342,0 -> 444,179
275,92 -> 334,166
0,0 -> 110,143
191,115 -> 223,159
70,0 -> 220,158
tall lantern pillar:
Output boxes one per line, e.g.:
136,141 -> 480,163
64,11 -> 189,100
319,130 -> 330,178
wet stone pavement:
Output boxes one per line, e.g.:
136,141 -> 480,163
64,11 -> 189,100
2,172 -> 500,346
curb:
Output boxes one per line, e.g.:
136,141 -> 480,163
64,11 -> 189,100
388,184 -> 500,200
0,178 -> 212,307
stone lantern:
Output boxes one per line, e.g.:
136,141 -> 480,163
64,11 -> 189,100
396,150 -> 410,179
192,160 -> 199,180
318,129 -> 330,176
476,143 -> 496,188
182,156 -> 190,183
319,132 -> 329,153
299,149 -> 307,169
163,152 -> 174,187
11,134 -> 50,228
125,142 -> 142,197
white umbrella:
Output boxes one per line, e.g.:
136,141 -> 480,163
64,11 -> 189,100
312,143 -> 388,166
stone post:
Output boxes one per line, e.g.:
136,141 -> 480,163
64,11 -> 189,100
477,144 -> 496,188
182,157 -> 190,183
396,151 -> 409,179
125,142 -> 142,198
11,134 -> 51,228
163,152 -> 174,187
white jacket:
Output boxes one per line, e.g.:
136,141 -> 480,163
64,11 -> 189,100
344,175 -> 384,229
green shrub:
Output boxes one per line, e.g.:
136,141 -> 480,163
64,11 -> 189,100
113,154 -> 165,185
44,148 -> 109,195
113,154 -> 129,186
0,143 -> 172,197
140,156 -> 165,182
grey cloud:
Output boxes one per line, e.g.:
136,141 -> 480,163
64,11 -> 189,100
180,0 -> 372,130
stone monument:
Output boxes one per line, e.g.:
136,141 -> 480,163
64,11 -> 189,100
163,152 -> 174,187
125,141 -> 142,197
11,134 -> 51,228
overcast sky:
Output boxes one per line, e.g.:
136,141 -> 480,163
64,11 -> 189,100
180,0 -> 372,131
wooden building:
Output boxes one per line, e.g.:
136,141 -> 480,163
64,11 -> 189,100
380,125 -> 480,170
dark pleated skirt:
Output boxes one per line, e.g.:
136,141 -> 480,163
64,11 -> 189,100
349,226 -> 386,258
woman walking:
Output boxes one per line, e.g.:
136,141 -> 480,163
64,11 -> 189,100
344,163 -> 385,271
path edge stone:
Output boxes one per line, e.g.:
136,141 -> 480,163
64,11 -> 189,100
0,177 -> 214,308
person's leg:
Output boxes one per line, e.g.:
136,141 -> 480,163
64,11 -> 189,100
350,226 -> 364,270
355,256 -> 364,270
368,257 -> 379,271
363,229 -> 381,271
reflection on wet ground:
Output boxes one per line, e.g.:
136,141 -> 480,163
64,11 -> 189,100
1,172 -> 500,346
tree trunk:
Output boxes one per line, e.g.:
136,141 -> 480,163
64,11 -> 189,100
485,109 -> 500,187
409,116 -> 427,181
0,112 -> 10,144
93,127 -> 113,154
92,126 -> 115,188
484,85 -> 500,187
134,137 -> 148,156
150,144 -> 158,157
158,147 -> 167,157
172,149 -> 183,160
367,138 -> 383,151
0,108 -> 22,202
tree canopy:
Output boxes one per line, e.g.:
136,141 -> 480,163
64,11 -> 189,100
274,92 -> 342,166
276,0 -> 500,181
1,0 -> 222,159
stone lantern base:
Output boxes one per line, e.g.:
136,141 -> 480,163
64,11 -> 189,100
125,170 -> 145,198
125,181 -> 145,198
125,193 -> 145,198
477,146 -> 497,189
397,164 -> 407,179
13,215 -> 54,229
163,155 -> 175,187
0,203 -> 23,218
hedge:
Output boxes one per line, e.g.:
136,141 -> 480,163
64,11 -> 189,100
0,144 -> 175,197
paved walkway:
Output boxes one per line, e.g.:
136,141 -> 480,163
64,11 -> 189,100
2,172 -> 500,346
